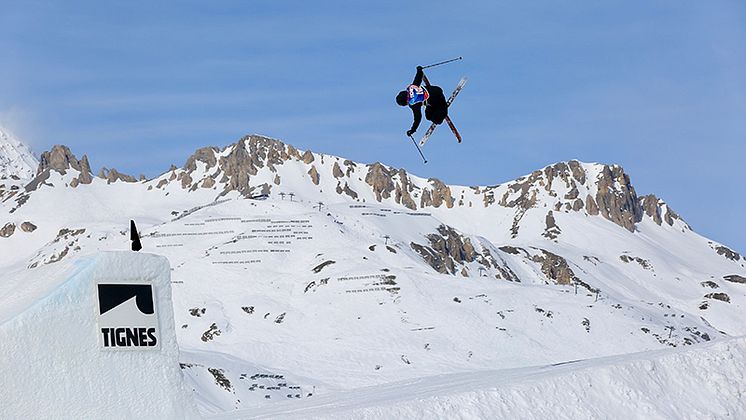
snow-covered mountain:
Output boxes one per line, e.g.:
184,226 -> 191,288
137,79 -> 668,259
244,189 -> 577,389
1,134 -> 745,416
0,126 -> 38,180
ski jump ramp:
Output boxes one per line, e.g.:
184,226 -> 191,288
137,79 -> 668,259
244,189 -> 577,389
0,252 -> 200,419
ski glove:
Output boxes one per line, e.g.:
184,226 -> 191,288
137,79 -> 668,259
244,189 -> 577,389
406,129 -> 415,137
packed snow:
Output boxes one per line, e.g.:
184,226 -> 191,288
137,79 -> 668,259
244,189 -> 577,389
0,252 -> 199,419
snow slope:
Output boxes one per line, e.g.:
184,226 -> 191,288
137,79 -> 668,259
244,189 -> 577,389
212,336 -> 746,419
1,134 -> 744,417
0,126 -> 37,180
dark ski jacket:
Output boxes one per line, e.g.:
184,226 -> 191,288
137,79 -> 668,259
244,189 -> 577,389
408,68 -> 448,134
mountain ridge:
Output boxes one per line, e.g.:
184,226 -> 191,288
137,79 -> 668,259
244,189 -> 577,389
1,131 -> 745,414
14,134 -> 692,238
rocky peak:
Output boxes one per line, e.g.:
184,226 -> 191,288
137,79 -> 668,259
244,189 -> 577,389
594,164 -> 642,232
165,134 -> 309,197
26,145 -> 94,191
497,160 -> 685,233
37,145 -> 86,175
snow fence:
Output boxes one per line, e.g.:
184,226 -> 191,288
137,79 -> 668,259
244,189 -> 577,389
0,252 -> 200,419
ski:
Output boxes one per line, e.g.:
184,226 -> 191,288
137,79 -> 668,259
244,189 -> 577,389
444,116 -> 462,143
419,76 -> 467,147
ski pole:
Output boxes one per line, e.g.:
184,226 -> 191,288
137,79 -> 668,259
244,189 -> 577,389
422,56 -> 463,69
408,135 -> 428,164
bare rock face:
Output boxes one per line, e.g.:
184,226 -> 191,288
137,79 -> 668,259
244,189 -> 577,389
216,140 -> 253,196
202,177 -> 216,188
409,225 -> 514,279
174,135 -> 316,197
98,167 -> 137,184
639,194 -> 685,228
37,145 -> 82,175
0,222 -> 15,237
531,249 -> 579,286
394,169 -> 417,210
620,254 -> 653,270
723,275 -> 746,284
307,165 -> 320,185
586,194 -> 599,216
410,225 -> 478,275
427,178 -> 454,208
365,163 -> 396,202
20,221 -> 37,232
76,155 -> 94,185
594,165 -> 642,232
301,150 -> 315,164
336,182 -> 358,199
495,161 -> 685,234
543,211 -> 561,240
641,195 -> 663,225
332,161 -> 344,178
27,145 -> 94,191
704,292 -> 731,303
499,170 -> 541,210
184,146 -> 219,172
568,160 -> 586,185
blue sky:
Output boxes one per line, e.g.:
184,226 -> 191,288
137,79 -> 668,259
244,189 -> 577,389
1,1 -> 744,252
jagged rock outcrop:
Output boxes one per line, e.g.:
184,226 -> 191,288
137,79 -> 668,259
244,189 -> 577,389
620,254 -> 653,270
498,246 -> 595,291
27,145 -> 94,191
20,222 -> 36,232
640,194 -> 684,227
172,135 -> 313,197
496,160 -> 687,234
411,225 -> 476,276
307,165 -> 320,185
98,167 -> 137,184
301,150 -> 314,164
336,182 -> 358,199
409,225 -> 514,279
594,165 -> 642,232
543,211 -> 561,240
531,249 -> 579,286
704,292 -> 730,303
394,170 -> 417,210
724,275 -> 746,284
37,145 -> 82,175
710,244 -> 740,261
332,162 -> 344,178
586,194 -> 599,215
365,163 -> 396,202
184,147 -> 219,172
0,222 -> 15,237
426,179 -> 454,208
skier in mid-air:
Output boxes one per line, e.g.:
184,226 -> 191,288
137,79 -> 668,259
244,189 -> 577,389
396,66 -> 448,137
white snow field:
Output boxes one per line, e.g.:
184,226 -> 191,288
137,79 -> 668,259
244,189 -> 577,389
212,336 -> 746,420
0,126 -> 37,180
0,252 -> 199,419
1,134 -> 745,418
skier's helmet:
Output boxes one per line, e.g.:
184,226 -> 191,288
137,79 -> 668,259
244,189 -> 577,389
396,91 -> 408,106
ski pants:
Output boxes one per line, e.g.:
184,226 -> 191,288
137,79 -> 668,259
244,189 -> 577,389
424,86 -> 448,125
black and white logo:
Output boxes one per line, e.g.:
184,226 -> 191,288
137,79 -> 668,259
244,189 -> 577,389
97,283 -> 160,350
